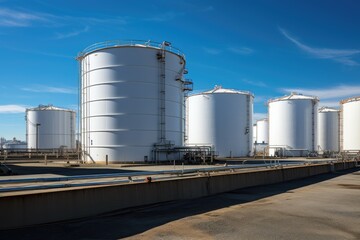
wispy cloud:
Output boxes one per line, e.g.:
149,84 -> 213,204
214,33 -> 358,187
242,79 -> 267,87
0,105 -> 26,113
281,85 -> 360,107
279,27 -> 360,66
0,7 -> 127,28
0,7 -> 127,39
54,26 -> 89,39
203,47 -> 222,55
21,85 -> 77,94
0,8 -> 46,27
55,15 -> 127,27
228,47 -> 254,55
0,45 -> 73,58
281,85 -> 360,100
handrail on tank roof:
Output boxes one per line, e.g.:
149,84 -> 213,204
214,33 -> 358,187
77,40 -> 185,59
267,93 -> 319,104
340,96 -> 360,104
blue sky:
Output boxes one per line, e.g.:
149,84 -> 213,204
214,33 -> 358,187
0,0 -> 360,141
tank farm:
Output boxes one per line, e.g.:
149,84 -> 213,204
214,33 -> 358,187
0,40 -> 359,230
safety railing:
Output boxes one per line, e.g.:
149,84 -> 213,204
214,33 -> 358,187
77,40 -> 185,59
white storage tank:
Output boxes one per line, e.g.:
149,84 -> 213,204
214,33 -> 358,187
268,93 -> 319,157
26,105 -> 76,149
256,118 -> 269,144
340,96 -> 360,152
253,124 -> 257,144
3,138 -> 27,150
77,40 -> 189,163
186,86 -> 254,157
317,107 -> 339,153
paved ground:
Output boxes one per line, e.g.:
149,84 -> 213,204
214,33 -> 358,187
1,168 -> 359,240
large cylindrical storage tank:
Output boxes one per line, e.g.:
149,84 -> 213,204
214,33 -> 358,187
340,97 -> 360,151
26,105 -> 76,149
268,93 -> 319,157
186,86 -> 254,157
256,118 -> 269,144
78,40 -> 188,163
317,107 -> 339,153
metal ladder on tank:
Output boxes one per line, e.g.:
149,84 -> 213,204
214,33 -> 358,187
339,105 -> 343,152
70,111 -> 74,150
184,92 -> 189,143
157,42 -> 168,144
311,100 -> 315,152
82,56 -> 91,163
246,95 -> 251,156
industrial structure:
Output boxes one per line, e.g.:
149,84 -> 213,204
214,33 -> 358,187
268,93 -> 319,157
186,86 -> 254,157
317,107 -> 339,155
253,118 -> 269,156
77,40 -> 195,163
1,138 -> 27,150
26,105 -> 76,150
6,40 -> 355,162
252,124 -> 257,144
340,96 -> 360,152
256,118 -> 269,144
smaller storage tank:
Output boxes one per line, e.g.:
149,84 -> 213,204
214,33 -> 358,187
253,124 -> 257,144
2,138 -> 27,150
26,105 -> 76,149
256,118 -> 269,144
268,92 -> 319,157
340,96 -> 360,152
317,107 -> 339,154
186,86 -> 254,157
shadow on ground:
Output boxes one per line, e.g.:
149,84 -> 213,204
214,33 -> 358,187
0,168 -> 358,240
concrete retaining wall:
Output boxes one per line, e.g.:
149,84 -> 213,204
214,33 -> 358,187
0,161 -> 357,230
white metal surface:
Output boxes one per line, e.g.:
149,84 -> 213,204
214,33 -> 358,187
268,93 -> 319,156
256,118 -> 269,144
340,97 -> 360,151
26,105 -> 76,149
78,40 -> 187,163
253,124 -> 257,144
186,86 -> 254,157
317,107 -> 339,153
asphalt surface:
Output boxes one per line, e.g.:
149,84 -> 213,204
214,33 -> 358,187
1,168 -> 359,240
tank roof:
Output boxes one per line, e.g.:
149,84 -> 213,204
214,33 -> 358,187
268,92 -> 319,104
27,104 -> 75,112
191,86 -> 254,97
340,96 -> 360,104
77,40 -> 185,60
318,107 -> 339,113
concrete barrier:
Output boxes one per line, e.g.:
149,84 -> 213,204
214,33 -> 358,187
0,161 -> 357,230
